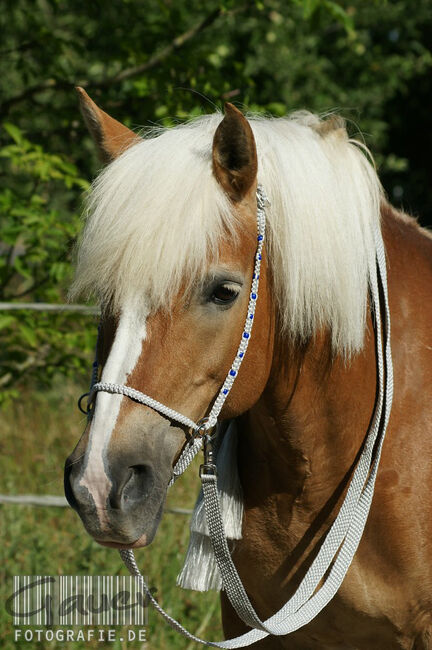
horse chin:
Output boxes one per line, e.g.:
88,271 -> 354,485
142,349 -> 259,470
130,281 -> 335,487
95,532 -> 148,550
77,490 -> 166,550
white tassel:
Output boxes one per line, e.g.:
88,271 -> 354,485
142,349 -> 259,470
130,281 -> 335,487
176,420 -> 243,591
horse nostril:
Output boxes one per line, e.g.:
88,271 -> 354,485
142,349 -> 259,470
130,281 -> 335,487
125,464 -> 155,503
64,459 -> 79,510
110,464 -> 155,512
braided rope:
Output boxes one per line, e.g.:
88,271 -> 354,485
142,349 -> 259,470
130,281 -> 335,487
91,382 -> 199,431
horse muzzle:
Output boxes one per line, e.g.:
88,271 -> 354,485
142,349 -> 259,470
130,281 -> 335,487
64,438 -> 171,548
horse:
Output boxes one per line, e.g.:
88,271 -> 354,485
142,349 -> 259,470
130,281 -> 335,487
65,87 -> 432,649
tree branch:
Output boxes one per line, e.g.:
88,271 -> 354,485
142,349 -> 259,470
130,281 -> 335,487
0,8 -> 222,114
89,7 -> 222,88
0,244 -> 16,297
0,78 -> 69,116
0,39 -> 39,57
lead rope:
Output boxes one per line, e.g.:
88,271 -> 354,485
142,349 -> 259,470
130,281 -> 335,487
82,189 -> 392,646
195,224 -> 393,641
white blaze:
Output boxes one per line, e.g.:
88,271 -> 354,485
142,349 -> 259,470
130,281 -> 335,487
80,299 -> 148,525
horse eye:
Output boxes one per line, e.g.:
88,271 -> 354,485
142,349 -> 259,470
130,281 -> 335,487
211,283 -> 240,305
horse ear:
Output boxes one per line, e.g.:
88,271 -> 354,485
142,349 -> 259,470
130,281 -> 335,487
76,87 -> 139,163
212,103 -> 258,202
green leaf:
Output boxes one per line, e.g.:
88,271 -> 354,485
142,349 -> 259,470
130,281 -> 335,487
12,256 -> 32,280
18,324 -> 38,348
3,123 -> 24,145
0,315 -> 15,331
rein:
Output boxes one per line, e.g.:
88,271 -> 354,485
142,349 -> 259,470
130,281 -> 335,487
79,187 -> 393,647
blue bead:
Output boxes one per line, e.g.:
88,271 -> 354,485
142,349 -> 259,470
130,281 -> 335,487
243,332 -> 249,339
230,370 -> 236,377
251,293 -> 257,299
223,388 -> 228,395
253,273 -> 256,279
257,235 -> 263,241
258,254 -> 262,260
238,352 -> 244,358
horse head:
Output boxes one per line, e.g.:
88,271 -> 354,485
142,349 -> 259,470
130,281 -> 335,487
64,91 -> 274,548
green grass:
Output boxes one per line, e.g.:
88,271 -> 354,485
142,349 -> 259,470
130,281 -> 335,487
0,384 -> 221,649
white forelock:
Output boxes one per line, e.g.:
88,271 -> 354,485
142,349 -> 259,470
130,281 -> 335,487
71,111 -> 383,356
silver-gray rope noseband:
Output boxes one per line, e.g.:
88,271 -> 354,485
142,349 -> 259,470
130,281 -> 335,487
79,187 -> 393,647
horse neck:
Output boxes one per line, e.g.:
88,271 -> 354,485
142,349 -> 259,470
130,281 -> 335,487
237,286 -> 378,521
237,201 -> 430,520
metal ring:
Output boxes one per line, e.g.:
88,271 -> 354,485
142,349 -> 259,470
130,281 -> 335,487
188,416 -> 212,446
196,416 -> 211,432
77,392 -> 93,415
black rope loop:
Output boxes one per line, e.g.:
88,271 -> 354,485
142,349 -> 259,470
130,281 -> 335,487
77,392 -> 93,416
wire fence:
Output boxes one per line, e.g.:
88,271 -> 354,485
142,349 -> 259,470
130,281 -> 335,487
0,494 -> 192,515
0,302 -> 99,314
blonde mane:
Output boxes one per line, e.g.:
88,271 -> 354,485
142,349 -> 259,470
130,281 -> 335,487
71,111 -> 383,356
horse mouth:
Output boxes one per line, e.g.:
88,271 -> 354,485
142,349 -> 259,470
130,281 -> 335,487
95,532 -> 147,549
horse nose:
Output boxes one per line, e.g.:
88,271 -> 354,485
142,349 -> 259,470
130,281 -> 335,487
109,464 -> 155,512
65,454 -> 156,518
64,458 -> 79,509
64,454 -> 93,512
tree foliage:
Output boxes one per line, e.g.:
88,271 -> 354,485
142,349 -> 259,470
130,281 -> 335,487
1,0 -> 431,401
0,123 -> 95,401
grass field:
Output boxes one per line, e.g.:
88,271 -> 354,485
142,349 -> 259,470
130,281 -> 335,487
0,383 -> 221,649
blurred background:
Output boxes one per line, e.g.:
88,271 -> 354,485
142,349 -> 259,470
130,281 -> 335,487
1,1 -> 431,648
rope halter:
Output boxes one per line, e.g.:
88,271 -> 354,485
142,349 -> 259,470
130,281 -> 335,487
84,185 -> 270,482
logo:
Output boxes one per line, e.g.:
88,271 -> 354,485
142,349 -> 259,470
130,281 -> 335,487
7,576 -> 155,626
